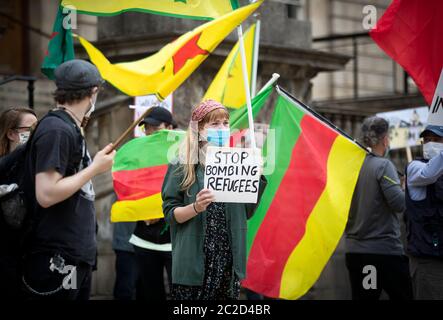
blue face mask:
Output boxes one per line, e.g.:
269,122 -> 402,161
206,128 -> 230,147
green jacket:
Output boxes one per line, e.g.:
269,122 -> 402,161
161,163 -> 267,286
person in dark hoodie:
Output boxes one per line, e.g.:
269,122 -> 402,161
0,107 -> 37,299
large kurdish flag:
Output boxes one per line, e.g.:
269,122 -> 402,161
61,0 -> 239,20
111,130 -> 185,222
111,85 -> 273,222
242,87 -> 366,299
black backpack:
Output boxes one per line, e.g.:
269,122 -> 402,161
0,109 -> 83,230
0,143 -> 28,229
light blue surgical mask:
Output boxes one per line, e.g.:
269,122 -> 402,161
206,128 -> 230,147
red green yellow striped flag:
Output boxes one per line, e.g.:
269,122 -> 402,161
111,130 -> 184,222
242,87 -> 366,299
111,84 -> 273,222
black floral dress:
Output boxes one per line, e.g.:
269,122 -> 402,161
171,202 -> 240,300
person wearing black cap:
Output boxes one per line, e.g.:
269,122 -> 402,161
21,59 -> 116,300
405,125 -> 443,299
127,106 -> 175,301
138,106 -> 177,135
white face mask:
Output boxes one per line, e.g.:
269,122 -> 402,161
423,142 -> 443,159
18,131 -> 30,145
85,93 -> 97,118
81,92 -> 98,128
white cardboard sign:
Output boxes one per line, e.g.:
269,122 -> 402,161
129,94 -> 173,137
428,67 -> 443,126
204,147 -> 261,203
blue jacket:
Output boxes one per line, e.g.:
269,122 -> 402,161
405,159 -> 443,258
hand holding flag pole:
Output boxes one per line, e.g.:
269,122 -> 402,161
108,104 -> 156,153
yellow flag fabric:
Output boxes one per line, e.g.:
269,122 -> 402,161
61,0 -> 239,20
203,23 -> 256,109
77,1 -> 263,100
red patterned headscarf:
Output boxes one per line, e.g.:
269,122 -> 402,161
191,99 -> 227,122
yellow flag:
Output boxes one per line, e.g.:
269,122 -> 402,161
203,23 -> 257,109
61,0 -> 239,20
77,1 -> 263,99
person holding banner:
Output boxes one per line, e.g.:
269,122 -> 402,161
161,100 -> 266,300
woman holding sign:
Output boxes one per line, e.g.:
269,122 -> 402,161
161,100 -> 266,300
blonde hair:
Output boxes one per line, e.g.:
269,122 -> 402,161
179,108 -> 229,192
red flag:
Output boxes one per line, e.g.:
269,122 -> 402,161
370,0 -> 443,105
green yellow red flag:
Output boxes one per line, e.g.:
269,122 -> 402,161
242,86 -> 366,299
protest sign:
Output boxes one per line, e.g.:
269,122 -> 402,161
204,146 -> 261,203
130,94 -> 173,137
377,106 -> 428,150
428,67 -> 443,127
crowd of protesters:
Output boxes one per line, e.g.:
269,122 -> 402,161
1,59 -> 443,301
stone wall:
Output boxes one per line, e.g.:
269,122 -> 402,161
98,2 -> 312,49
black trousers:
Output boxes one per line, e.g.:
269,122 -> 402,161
113,250 -> 138,300
0,254 -> 21,299
345,252 -> 413,300
410,256 -> 443,300
21,252 -> 92,300
133,245 -> 172,301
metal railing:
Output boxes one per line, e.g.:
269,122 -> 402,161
313,32 -> 411,100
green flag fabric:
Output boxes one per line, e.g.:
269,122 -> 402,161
41,6 -> 75,79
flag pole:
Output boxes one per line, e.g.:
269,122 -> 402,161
109,106 -> 154,152
109,95 -> 164,152
237,24 -> 256,149
251,15 -> 261,97
257,73 -> 280,96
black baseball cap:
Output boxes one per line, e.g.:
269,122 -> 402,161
54,59 -> 104,90
420,125 -> 443,138
138,106 -> 177,128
